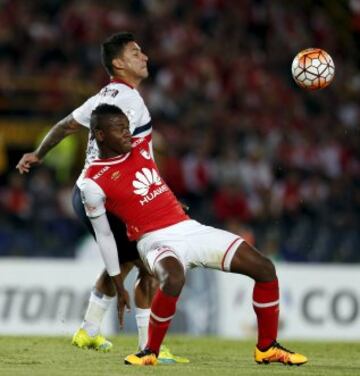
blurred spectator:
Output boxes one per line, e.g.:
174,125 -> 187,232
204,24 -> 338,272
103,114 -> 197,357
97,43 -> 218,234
0,0 -> 358,261
0,172 -> 31,223
213,181 -> 252,223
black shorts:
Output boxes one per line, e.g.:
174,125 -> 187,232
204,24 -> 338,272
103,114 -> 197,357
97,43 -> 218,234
72,185 -> 139,264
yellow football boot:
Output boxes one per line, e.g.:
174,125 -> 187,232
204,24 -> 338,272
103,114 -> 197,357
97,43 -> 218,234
124,349 -> 158,366
72,328 -> 112,352
158,345 -> 190,364
255,341 -> 308,366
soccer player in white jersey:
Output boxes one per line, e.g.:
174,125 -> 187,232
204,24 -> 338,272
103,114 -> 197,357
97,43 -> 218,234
81,104 -> 308,366
16,32 -> 187,363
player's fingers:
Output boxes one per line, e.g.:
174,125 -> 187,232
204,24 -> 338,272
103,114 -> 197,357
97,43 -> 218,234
16,160 -> 29,169
17,166 -> 29,174
125,296 -> 131,312
16,162 -> 24,170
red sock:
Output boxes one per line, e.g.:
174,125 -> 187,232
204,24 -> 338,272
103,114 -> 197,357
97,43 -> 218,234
146,288 -> 179,355
253,279 -> 279,350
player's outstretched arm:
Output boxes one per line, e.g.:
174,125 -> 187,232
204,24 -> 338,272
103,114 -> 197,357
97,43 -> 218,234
81,178 -> 131,328
16,114 -> 82,174
89,213 -> 131,328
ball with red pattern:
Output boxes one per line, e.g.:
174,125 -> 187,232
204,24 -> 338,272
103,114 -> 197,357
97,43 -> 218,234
291,48 -> 335,90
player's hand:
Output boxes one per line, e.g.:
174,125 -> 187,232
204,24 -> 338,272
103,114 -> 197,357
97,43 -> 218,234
116,288 -> 131,329
16,152 -> 42,174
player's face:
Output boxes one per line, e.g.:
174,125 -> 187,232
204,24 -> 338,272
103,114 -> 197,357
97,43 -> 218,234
118,42 -> 149,81
100,115 -> 132,155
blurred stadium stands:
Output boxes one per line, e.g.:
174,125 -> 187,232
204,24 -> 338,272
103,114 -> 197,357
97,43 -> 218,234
0,0 -> 359,262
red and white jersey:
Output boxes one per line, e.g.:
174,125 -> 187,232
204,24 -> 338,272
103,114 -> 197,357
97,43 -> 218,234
72,79 -> 152,187
81,136 -> 189,241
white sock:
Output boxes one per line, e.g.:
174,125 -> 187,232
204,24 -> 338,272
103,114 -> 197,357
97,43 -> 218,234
81,290 -> 114,337
135,307 -> 150,350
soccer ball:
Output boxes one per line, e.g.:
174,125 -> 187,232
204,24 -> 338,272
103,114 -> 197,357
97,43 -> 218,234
291,48 -> 335,90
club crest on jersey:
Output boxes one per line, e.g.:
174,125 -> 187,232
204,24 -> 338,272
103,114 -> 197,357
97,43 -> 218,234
132,168 -> 168,206
132,137 -> 145,148
140,148 -> 151,160
111,171 -> 121,181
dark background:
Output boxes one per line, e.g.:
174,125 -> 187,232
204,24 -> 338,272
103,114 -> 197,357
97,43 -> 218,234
0,0 -> 359,262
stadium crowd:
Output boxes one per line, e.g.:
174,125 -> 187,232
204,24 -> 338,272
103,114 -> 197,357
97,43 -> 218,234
0,0 -> 359,262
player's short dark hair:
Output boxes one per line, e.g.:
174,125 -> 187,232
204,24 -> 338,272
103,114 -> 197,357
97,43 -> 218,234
101,32 -> 135,76
90,104 -> 127,131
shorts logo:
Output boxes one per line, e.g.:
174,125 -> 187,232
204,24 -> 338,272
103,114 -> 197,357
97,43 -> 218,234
132,168 -> 168,206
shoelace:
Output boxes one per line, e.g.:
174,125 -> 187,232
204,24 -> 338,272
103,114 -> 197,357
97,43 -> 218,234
272,341 -> 295,354
136,349 -> 156,358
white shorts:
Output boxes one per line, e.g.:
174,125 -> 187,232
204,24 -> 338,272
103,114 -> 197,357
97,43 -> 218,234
137,220 -> 244,274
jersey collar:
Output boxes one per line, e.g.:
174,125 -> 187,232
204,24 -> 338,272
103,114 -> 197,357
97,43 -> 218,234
92,153 -> 130,165
110,77 -> 134,89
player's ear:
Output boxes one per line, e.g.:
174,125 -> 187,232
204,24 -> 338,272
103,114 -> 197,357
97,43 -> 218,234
112,57 -> 124,71
94,128 -> 105,142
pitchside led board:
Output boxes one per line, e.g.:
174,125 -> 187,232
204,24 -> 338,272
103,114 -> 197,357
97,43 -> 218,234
0,259 -> 117,336
0,259 -> 359,339
216,264 -> 360,340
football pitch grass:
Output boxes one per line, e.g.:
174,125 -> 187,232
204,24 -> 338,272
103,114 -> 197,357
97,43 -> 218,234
1,336 -> 359,376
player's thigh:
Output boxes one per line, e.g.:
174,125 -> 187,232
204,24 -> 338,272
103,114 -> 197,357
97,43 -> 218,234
230,242 -> 276,282
186,221 -> 243,271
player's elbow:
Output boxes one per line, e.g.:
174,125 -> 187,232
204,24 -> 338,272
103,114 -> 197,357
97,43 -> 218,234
58,115 -> 82,135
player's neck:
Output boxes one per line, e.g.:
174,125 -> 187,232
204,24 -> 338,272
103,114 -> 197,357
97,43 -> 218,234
99,148 -> 126,160
111,75 -> 141,89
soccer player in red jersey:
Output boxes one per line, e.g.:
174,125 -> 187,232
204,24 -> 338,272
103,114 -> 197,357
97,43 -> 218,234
16,32 -> 187,363
81,104 -> 308,366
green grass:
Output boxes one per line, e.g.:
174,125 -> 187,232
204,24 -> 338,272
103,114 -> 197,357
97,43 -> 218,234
0,336 -> 359,376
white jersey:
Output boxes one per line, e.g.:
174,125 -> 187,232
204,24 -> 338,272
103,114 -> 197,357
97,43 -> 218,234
72,79 -> 152,187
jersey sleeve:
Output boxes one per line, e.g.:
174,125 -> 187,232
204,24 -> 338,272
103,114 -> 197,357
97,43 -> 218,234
72,95 -> 97,128
80,178 -> 106,218
80,178 -> 120,276
88,215 -> 120,276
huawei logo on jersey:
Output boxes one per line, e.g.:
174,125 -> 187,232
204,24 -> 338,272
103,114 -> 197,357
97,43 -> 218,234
132,168 -> 168,205
133,168 -> 161,195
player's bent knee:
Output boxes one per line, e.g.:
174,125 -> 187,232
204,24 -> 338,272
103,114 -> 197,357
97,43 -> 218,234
260,257 -> 277,282
161,271 -> 185,296
155,257 -> 185,297
230,242 -> 277,282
